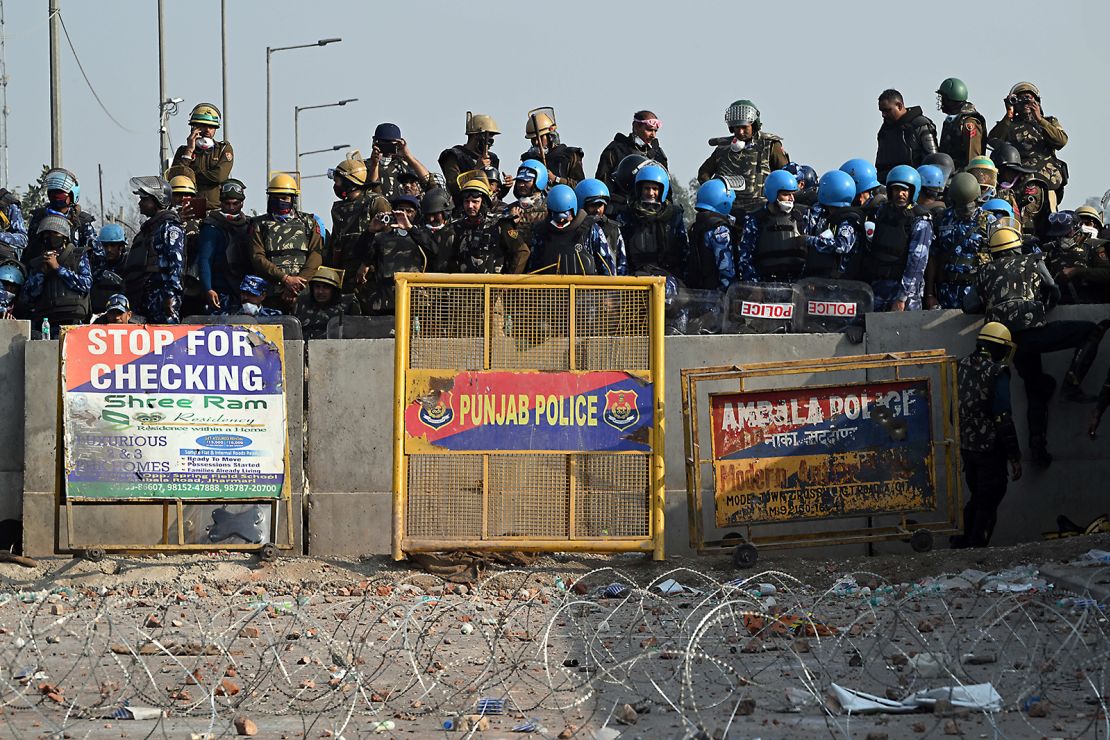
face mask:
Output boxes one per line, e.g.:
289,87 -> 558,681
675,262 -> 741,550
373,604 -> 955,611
730,138 -> 745,153
379,156 -> 393,167
48,193 -> 69,209
268,196 -> 293,215
241,301 -> 260,316
1081,225 -> 1099,238
777,200 -> 794,214
196,137 -> 215,151
517,195 -> 536,208
427,222 -> 445,232
333,183 -> 348,199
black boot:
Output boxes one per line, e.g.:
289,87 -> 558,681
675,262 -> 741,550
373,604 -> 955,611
1029,435 -> 1053,468
1064,321 -> 1109,393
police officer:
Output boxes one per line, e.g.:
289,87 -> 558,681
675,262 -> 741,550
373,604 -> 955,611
987,82 -> 1068,199
687,179 -> 738,292
248,173 -> 324,309
1048,209 -> 1110,304
356,194 -> 427,315
24,168 -> 98,266
785,162 -> 818,213
617,164 -> 688,279
839,158 -> 882,213
123,176 -> 186,324
411,188 -> 457,272
736,170 -> 806,283
0,260 -> 25,318
20,214 -> 93,328
697,100 -> 790,216
922,152 -> 956,185
528,184 -> 623,276
507,159 -> 549,247
450,172 -> 530,274
171,103 -> 234,210
875,89 -> 939,182
327,158 -> 389,294
859,166 -> 932,311
168,175 -> 206,314
925,172 -> 995,309
936,77 -> 986,171
439,112 -> 508,202
574,179 -> 625,260
965,226 -> 1107,466
0,185 -> 27,261
196,179 -> 250,314
916,164 -> 948,220
952,322 -> 1022,548
596,111 -> 668,196
966,156 -> 999,203
233,275 -> 283,317
92,293 -> 139,325
803,170 -> 865,280
368,123 -> 437,199
990,143 -> 1052,239
522,108 -> 585,188
294,266 -> 361,340
90,222 -> 129,314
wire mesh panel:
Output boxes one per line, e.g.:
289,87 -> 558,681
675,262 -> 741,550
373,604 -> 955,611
393,274 -> 665,559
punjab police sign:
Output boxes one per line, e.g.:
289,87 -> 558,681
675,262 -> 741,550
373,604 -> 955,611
709,379 -> 934,527
61,325 -> 287,499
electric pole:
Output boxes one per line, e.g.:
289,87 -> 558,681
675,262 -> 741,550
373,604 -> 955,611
48,0 -> 62,167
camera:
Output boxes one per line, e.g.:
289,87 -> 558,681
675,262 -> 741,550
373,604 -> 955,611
378,212 -> 393,225
377,141 -> 397,156
1005,95 -> 1019,106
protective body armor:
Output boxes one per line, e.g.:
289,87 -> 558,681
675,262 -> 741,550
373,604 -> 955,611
875,107 -> 937,176
707,132 -> 782,213
412,225 -> 458,272
936,207 -> 992,285
23,241 -> 90,323
330,193 -> 386,289
751,206 -> 806,281
861,204 -> 926,281
367,230 -> 426,314
939,104 -> 986,170
90,265 -> 125,314
523,144 -> 583,183
377,158 -> 417,199
448,145 -> 500,177
26,207 -> 95,259
619,203 -> 683,276
806,206 -> 863,279
295,292 -> 360,340
687,210 -> 738,290
123,209 -> 179,302
254,213 -> 318,277
511,192 -> 547,246
977,252 -> 1045,332
1007,117 -> 1067,189
531,215 -> 599,275
957,350 -> 1010,453
455,215 -> 508,274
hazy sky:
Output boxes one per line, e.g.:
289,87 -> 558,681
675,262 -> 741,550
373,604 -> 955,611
5,0 -> 1110,224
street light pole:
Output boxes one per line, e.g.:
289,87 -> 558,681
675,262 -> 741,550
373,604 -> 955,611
220,0 -> 228,138
157,0 -> 169,172
48,0 -> 62,167
265,37 -> 341,182
293,98 -> 356,181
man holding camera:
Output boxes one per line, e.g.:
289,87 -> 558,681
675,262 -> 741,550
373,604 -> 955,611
367,123 -> 436,200
439,113 -> 509,203
987,82 -> 1068,202
171,103 -> 234,210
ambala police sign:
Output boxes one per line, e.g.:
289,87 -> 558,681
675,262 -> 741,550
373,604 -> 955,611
61,324 -> 287,499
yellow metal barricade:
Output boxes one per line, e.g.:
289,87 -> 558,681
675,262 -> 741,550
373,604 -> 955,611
681,351 -> 961,567
392,273 -> 666,560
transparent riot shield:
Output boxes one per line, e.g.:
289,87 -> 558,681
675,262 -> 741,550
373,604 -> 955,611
667,288 -> 725,335
793,278 -> 873,334
723,281 -> 796,334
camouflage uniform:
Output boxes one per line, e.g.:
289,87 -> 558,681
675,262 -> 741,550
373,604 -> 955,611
172,141 -> 235,210
956,346 -> 1021,546
26,206 -> 98,258
802,203 -> 863,279
121,210 -> 186,324
453,213 -> 530,274
938,103 -> 986,171
997,175 -> 1053,239
0,189 -> 28,261
361,227 -> 427,315
327,192 -> 389,293
697,133 -> 790,215
20,241 -> 94,326
294,291 -> 361,340
987,114 -> 1068,192
930,206 -> 996,308
508,192 -> 547,249
248,211 -> 324,297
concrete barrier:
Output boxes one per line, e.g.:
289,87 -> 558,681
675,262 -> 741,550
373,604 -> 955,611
0,321 -> 29,528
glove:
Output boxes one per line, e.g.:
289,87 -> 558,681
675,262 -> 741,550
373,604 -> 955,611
1045,283 -> 1062,308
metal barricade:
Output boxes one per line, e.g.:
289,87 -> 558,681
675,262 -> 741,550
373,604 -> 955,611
392,273 -> 667,560
681,351 -> 961,567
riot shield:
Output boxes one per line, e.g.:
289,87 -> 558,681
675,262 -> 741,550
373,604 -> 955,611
792,278 -> 873,334
667,288 -> 725,335
724,282 -> 795,334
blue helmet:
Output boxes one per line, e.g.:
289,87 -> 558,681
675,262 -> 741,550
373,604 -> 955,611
784,162 -> 817,189
817,170 -> 857,208
99,223 -> 126,244
886,165 -> 922,203
763,169 -> 798,202
635,164 -> 670,202
695,179 -> 736,216
839,158 -> 880,195
574,178 -> 610,209
546,184 -> 578,215
917,164 -> 946,191
982,198 -> 1015,218
516,159 -> 549,191
0,262 -> 25,287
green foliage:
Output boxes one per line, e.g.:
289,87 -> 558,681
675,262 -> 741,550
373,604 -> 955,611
19,165 -> 50,213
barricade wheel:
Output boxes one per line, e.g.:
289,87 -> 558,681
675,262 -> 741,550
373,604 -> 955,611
259,543 -> 280,562
83,548 -> 106,563
909,529 -> 934,553
732,543 -> 759,569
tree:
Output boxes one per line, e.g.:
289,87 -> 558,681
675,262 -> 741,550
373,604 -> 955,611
670,177 -> 696,228
19,165 -> 50,214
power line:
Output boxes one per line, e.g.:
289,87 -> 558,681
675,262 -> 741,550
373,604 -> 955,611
55,9 -> 138,134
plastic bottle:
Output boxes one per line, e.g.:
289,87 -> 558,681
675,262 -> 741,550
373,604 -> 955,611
41,318 -> 51,340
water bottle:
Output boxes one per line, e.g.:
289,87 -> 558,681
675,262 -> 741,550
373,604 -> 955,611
41,318 -> 51,340
413,315 -> 421,336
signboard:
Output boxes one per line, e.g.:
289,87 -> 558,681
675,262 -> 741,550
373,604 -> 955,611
405,370 -> 652,452
62,324 -> 287,499
709,379 -> 933,527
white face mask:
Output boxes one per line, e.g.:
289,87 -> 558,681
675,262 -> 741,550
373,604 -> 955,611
633,136 -> 647,147
730,138 -> 746,153
241,301 -> 260,316
1081,225 -> 1099,238
777,200 -> 794,214
196,137 -> 215,151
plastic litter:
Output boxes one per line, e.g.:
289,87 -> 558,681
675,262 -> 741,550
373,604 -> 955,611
830,682 -> 1001,714
654,579 -> 703,596
475,697 -> 505,715
1074,549 -> 1110,566
511,717 -> 541,732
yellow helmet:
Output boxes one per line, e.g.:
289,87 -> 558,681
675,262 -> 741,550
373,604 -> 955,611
525,108 -> 556,139
188,102 -> 222,128
1075,205 -> 1104,228
169,175 -> 197,195
331,158 -> 368,188
464,112 -> 500,136
988,226 -> 1022,254
267,173 -> 300,197
978,321 -> 1016,361
310,266 -> 344,289
457,169 -> 493,200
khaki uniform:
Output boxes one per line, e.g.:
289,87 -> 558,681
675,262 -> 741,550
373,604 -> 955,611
987,114 -> 1068,191
938,103 -> 986,171
172,141 -> 235,209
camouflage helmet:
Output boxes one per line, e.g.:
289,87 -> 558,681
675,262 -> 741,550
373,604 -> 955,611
1075,205 -> 1104,228
725,99 -> 760,129
948,172 -> 982,207
987,226 -> 1022,254
188,102 -> 222,128
465,112 -> 500,136
1008,81 -> 1041,100
936,77 -> 969,103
